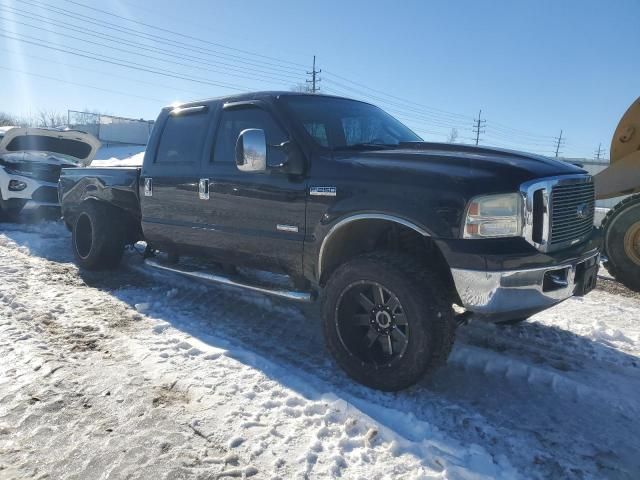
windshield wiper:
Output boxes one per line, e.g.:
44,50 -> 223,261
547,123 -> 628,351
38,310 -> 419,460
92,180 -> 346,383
332,143 -> 398,151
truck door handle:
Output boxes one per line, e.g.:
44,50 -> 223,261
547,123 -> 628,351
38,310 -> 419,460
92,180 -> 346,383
199,178 -> 209,200
144,177 -> 153,197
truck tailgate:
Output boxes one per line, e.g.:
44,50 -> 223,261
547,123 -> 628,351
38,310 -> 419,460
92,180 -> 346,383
59,166 -> 141,222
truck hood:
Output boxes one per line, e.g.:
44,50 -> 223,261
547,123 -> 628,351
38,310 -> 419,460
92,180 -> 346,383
340,142 -> 585,186
0,128 -> 101,166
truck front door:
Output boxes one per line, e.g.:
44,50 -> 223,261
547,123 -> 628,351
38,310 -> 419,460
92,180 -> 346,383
198,104 -> 307,276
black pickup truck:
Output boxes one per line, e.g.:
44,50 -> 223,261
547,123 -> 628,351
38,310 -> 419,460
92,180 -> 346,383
59,92 -> 599,391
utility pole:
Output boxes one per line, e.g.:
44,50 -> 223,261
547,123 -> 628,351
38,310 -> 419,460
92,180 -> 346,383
472,109 -> 486,146
306,55 -> 321,93
594,143 -> 605,162
553,129 -> 565,158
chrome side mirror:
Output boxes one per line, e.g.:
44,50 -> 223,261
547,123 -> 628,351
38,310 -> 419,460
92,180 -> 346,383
235,128 -> 267,173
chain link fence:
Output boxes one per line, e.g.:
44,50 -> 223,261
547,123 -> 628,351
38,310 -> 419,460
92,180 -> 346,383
67,110 -> 154,146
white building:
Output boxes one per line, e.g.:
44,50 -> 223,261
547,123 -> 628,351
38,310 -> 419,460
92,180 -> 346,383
67,110 -> 151,164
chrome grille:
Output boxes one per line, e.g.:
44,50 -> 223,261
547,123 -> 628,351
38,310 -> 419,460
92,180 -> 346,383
549,181 -> 595,246
521,175 -> 594,252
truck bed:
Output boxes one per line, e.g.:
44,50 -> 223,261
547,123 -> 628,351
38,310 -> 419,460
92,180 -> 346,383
59,166 -> 141,225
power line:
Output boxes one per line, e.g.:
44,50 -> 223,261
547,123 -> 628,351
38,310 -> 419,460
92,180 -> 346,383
0,11 -> 300,86
322,80 -> 474,130
16,0 -> 304,77
306,55 -> 321,93
326,85 -> 468,140
324,76 -> 475,126
478,138 -> 556,156
323,70 -> 563,145
0,29 -> 254,92
6,4 -> 475,136
0,0 -> 595,156
323,70 -> 473,122
0,5 -> 302,84
553,129 -> 565,157
487,120 -> 556,140
58,0 -> 308,69
9,7 -> 467,134
483,130 -> 558,147
319,90 -> 466,139
0,64 -> 165,103
322,94 -> 559,152
0,45 -> 210,99
473,109 -> 486,146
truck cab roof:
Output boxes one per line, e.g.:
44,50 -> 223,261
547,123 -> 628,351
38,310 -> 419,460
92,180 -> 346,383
164,91 -> 364,111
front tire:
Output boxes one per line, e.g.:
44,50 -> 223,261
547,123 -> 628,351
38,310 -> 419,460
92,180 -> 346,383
321,252 -> 456,391
72,202 -> 124,270
602,195 -> 640,292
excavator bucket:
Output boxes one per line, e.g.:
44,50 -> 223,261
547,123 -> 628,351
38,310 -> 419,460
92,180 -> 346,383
594,97 -> 640,199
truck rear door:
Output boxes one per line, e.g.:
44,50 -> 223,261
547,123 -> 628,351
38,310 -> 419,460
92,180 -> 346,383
140,105 -> 213,252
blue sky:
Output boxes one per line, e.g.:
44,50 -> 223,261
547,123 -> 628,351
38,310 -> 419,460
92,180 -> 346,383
0,0 -> 638,158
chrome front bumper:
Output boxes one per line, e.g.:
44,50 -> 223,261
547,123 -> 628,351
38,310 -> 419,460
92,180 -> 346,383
451,251 -> 599,319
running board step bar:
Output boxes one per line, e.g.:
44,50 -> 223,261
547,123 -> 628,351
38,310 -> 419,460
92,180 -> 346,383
144,258 -> 314,302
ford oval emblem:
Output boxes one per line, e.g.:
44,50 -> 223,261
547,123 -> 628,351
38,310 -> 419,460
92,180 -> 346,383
576,203 -> 589,219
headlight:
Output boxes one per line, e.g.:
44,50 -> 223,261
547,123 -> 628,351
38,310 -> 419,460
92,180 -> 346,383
463,193 -> 523,239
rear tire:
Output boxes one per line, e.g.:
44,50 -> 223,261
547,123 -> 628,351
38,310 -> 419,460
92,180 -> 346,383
602,194 -> 640,292
72,202 -> 124,270
321,252 -> 456,391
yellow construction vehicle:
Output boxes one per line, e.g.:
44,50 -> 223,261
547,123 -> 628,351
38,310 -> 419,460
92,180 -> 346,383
595,97 -> 640,291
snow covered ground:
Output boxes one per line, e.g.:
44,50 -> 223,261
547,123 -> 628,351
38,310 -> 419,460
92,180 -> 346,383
0,222 -> 638,479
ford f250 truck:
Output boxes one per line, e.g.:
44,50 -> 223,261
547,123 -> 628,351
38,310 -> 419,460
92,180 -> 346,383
59,92 -> 599,391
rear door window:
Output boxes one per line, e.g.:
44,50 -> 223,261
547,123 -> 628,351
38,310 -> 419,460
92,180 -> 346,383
156,110 -> 209,164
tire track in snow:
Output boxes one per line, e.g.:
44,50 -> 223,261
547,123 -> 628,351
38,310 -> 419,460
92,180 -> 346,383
0,224 -> 513,479
122,259 -> 640,479
2,222 -> 640,478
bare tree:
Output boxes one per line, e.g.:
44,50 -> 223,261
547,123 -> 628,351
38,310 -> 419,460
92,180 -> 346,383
290,83 -> 310,93
447,128 -> 458,143
0,111 -> 19,127
36,109 -> 67,128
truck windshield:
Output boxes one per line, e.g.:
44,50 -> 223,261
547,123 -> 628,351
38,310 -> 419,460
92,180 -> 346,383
281,95 -> 421,150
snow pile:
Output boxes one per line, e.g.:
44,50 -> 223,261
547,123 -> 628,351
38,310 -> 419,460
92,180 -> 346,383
91,145 -> 145,167
0,125 -> 18,137
0,221 -> 639,479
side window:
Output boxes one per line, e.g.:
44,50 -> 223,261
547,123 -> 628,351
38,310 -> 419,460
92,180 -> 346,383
213,108 -> 288,163
303,122 -> 329,147
156,111 -> 209,163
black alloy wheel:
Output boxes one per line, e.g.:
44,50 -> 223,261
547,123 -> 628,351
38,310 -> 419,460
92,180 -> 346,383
336,281 -> 410,367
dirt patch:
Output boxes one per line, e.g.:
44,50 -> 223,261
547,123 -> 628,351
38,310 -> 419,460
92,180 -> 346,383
68,337 -> 100,352
152,382 -> 189,408
596,276 -> 640,300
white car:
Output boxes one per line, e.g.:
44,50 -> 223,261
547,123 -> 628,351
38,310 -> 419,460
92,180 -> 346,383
0,127 -> 100,220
